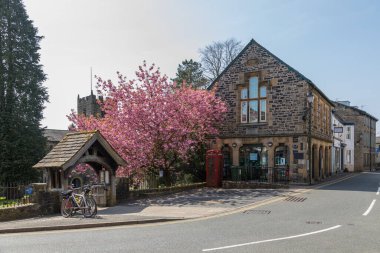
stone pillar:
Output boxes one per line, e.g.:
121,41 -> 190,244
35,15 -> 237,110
31,183 -> 47,203
313,145 -> 319,180
232,146 -> 240,166
268,145 -> 275,183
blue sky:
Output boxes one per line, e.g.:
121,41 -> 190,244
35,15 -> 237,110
23,0 -> 380,133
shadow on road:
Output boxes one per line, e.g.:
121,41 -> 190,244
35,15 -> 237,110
98,188 -> 298,215
316,172 -> 380,193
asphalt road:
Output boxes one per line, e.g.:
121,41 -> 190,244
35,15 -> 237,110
1,172 -> 380,253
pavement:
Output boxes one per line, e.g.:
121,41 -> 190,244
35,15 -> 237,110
0,173 -> 354,234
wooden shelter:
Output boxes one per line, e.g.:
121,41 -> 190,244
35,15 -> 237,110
34,131 -> 126,206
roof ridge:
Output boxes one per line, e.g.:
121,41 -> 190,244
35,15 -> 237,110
66,130 -> 98,135
207,38 -> 334,107
333,101 -> 378,121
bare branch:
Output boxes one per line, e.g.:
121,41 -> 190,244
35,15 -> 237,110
199,38 -> 243,82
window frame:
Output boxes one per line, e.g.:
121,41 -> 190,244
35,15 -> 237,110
346,126 -> 351,139
239,76 -> 267,124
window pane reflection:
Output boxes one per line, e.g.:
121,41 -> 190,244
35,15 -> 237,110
241,101 -> 247,123
260,99 -> 266,121
241,88 -> 248,99
260,86 -> 266,97
249,101 -> 258,122
249,77 -> 258,98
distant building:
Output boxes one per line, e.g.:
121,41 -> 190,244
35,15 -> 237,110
376,137 -> 380,168
331,112 -> 355,172
333,101 -> 377,171
43,129 -> 70,152
77,91 -> 103,117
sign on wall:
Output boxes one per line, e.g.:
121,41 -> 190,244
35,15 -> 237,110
334,127 -> 343,133
249,153 -> 258,161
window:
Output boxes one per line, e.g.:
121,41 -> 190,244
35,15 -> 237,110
274,146 -> 288,166
240,77 -> 267,123
346,150 -> 352,164
50,170 -> 62,189
346,127 -> 351,139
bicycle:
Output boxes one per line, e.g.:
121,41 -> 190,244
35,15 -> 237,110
60,185 -> 97,218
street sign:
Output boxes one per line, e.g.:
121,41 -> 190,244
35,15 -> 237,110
25,186 -> 33,195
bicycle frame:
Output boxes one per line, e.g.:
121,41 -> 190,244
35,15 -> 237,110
61,185 -> 98,218
70,192 -> 88,210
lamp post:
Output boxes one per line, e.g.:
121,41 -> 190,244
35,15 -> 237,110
307,92 -> 314,185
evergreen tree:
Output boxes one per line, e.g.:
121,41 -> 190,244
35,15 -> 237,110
174,59 -> 208,89
0,0 -> 48,183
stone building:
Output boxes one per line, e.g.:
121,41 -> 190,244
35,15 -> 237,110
77,90 -> 103,117
376,137 -> 380,167
208,39 -> 334,183
43,129 -> 70,152
333,101 -> 377,171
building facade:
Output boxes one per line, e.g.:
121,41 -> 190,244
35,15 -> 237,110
77,91 -> 103,117
209,39 -> 334,183
376,137 -> 380,168
331,113 -> 355,173
332,101 -> 377,171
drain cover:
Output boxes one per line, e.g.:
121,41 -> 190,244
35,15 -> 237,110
243,210 -> 271,215
306,221 -> 322,224
285,196 -> 307,202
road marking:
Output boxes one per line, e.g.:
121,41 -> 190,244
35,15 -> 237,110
363,199 -> 376,216
376,187 -> 380,196
202,225 -> 341,252
1,174 -> 359,237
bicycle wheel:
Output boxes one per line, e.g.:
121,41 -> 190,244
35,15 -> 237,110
82,196 -> 97,218
61,198 -> 73,218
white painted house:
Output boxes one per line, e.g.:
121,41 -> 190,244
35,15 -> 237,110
331,112 -> 355,173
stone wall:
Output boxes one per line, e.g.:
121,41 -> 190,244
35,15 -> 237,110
34,191 -> 61,215
213,40 -> 332,142
77,93 -> 103,117
125,183 -> 206,200
333,102 -> 377,171
0,184 -> 60,222
222,180 -> 289,189
0,204 -> 41,222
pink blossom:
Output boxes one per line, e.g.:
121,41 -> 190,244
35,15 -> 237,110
68,63 -> 227,177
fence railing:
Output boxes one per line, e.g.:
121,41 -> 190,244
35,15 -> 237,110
229,166 -> 290,184
0,183 -> 33,208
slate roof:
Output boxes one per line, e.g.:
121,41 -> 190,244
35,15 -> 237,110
43,129 -> 70,142
333,111 -> 355,125
207,38 -> 334,107
333,101 -> 378,121
33,130 -> 126,170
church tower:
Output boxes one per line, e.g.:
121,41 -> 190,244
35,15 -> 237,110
77,90 -> 103,117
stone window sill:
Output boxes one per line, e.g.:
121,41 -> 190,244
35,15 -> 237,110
238,122 -> 268,127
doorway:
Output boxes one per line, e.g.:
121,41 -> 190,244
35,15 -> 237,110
239,145 -> 268,181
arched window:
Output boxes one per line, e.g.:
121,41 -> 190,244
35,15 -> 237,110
222,145 -> 232,178
274,145 -> 288,167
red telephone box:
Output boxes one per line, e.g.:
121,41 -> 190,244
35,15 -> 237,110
206,150 -> 223,187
